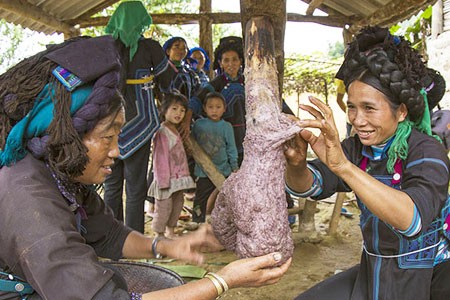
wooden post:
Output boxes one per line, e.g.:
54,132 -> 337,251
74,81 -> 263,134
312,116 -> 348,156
431,0 -> 443,39
299,199 -> 317,232
240,0 -> 287,99
199,0 -> 214,79
185,136 -> 225,189
328,192 -> 347,235
327,27 -> 352,236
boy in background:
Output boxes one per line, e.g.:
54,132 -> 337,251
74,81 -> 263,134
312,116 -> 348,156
192,92 -> 238,223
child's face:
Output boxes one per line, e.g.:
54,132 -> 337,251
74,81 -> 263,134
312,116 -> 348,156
165,102 -> 186,125
204,97 -> 226,122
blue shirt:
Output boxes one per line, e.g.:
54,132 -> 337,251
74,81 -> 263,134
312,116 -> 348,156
192,118 -> 238,178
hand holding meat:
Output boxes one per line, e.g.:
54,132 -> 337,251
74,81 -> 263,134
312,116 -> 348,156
216,253 -> 292,289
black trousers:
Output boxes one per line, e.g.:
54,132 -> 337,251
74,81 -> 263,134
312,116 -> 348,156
295,260 -> 450,300
192,177 -> 215,223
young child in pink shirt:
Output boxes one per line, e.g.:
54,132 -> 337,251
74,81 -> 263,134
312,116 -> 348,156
148,93 -> 195,238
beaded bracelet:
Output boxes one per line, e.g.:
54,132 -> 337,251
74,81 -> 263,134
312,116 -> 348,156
130,292 -> 142,300
204,272 -> 229,299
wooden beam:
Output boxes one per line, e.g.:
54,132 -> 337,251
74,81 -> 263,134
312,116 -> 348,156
75,12 -> 348,29
287,13 -> 348,27
0,0 -> 78,36
75,0 -> 119,21
306,0 -> 325,15
74,12 -> 241,27
350,0 -> 438,31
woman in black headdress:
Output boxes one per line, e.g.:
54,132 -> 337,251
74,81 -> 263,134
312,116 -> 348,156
286,26 -> 450,300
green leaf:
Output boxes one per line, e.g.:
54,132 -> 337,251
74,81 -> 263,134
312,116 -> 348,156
156,264 -> 207,279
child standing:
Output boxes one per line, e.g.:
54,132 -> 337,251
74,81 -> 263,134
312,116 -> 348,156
192,92 -> 238,223
148,93 -> 195,238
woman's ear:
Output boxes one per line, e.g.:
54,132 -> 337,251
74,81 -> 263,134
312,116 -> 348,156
397,103 -> 408,122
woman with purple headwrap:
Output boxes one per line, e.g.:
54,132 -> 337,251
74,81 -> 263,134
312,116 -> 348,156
0,36 -> 290,299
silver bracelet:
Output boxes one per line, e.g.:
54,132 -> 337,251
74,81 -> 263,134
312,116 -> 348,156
151,236 -> 164,259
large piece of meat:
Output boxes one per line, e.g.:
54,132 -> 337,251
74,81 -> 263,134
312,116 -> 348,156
211,17 -> 301,263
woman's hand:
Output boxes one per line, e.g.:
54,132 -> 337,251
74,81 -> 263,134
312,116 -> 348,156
161,224 -> 224,265
297,96 -> 350,174
141,252 -> 291,300
217,253 -> 292,289
284,130 -> 308,169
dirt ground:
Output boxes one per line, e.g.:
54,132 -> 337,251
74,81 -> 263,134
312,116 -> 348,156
144,195 -> 362,300
139,96 -> 359,299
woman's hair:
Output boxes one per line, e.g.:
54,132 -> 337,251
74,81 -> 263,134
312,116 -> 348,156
159,92 -> 188,121
0,36 -> 123,179
338,26 -> 445,122
47,85 -> 124,179
204,91 -> 226,107
212,36 -> 244,71
0,37 -> 89,148
337,26 -> 446,173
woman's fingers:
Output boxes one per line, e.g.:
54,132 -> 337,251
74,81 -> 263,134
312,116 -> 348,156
308,96 -> 333,118
299,104 -> 323,120
300,129 -> 317,144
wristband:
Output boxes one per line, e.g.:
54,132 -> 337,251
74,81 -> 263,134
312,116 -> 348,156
151,236 -> 164,259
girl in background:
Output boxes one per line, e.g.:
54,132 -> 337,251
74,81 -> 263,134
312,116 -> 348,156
148,92 -> 195,238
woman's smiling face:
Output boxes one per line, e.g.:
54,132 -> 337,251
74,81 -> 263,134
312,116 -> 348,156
347,80 -> 407,146
219,50 -> 241,78
167,40 -> 188,62
74,108 -> 124,185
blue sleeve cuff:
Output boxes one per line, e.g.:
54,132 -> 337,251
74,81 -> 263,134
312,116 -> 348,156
397,205 -> 422,237
285,164 -> 323,198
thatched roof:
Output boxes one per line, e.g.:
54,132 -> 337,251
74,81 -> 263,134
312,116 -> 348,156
0,0 -> 439,37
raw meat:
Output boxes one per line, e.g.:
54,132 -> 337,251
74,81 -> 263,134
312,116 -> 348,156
211,19 -> 302,264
